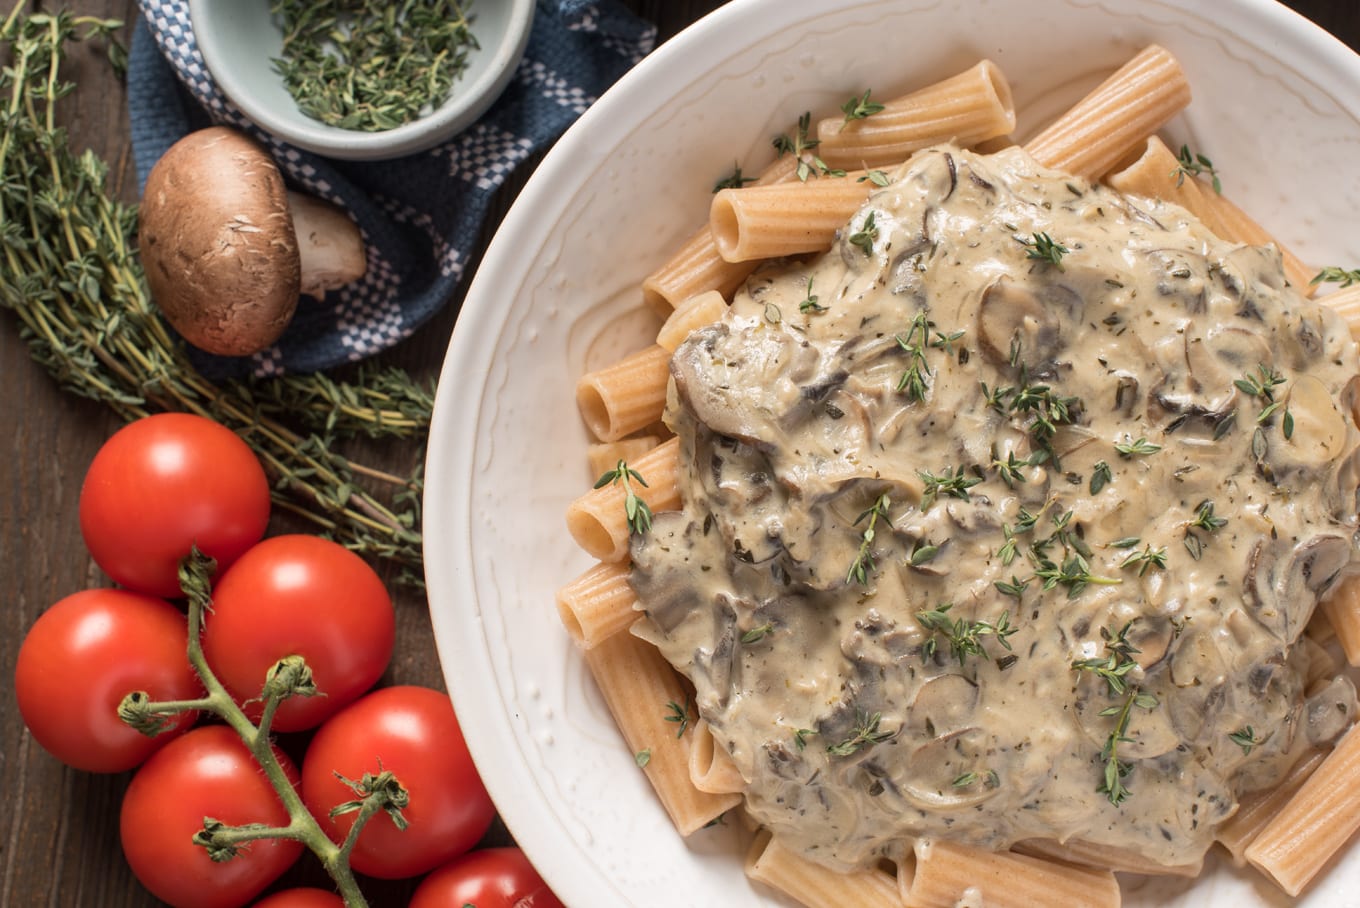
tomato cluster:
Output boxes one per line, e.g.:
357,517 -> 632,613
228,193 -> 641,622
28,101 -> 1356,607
12,413 -> 559,907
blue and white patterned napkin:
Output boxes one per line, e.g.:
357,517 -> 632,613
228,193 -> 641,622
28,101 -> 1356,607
128,1 -> 656,378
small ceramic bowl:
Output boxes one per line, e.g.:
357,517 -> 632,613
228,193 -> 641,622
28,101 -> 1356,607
188,0 -> 534,160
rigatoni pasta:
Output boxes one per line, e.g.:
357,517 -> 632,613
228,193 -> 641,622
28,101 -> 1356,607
1023,43 -> 1190,178
583,629 -> 741,835
558,40 -> 1360,908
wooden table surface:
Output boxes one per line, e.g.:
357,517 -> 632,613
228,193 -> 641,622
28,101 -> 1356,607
1,1 -> 1356,906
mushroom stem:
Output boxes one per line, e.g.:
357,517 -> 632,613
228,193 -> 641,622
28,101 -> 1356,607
288,191 -> 368,301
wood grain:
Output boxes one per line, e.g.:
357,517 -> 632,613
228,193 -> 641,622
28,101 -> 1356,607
0,1 -> 1352,906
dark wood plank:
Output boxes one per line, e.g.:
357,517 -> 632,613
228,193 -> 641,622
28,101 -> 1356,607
0,1 -> 1354,906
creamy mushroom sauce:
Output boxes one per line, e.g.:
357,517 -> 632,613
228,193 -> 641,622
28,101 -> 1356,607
630,146 -> 1360,871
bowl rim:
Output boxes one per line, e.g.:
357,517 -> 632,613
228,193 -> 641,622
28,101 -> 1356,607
424,0 -> 1360,905
188,0 -> 536,160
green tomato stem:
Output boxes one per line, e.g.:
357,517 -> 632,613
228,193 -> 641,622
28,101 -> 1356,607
123,550 -> 388,908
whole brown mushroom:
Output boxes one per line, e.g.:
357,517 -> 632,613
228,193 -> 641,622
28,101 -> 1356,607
138,126 -> 367,357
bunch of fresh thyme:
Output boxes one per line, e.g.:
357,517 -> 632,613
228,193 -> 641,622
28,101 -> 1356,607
271,0 -> 479,131
0,10 -> 431,585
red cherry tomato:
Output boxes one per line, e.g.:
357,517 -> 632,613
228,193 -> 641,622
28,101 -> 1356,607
79,412 -> 270,598
302,686 -> 495,879
251,889 -> 344,908
15,588 -> 201,772
410,848 -> 566,908
120,725 -> 303,908
201,535 -> 394,733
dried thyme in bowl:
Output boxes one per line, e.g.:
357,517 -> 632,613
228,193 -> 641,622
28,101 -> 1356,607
271,0 -> 479,132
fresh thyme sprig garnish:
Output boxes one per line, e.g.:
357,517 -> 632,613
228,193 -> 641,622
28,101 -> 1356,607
1230,726 -> 1264,756
896,310 -> 934,401
1072,621 -> 1158,805
841,89 -> 885,123
793,728 -> 815,751
594,460 -> 653,535
848,210 -> 879,256
799,277 -> 827,314
1020,232 -> 1069,269
917,465 -> 982,512
987,355 -> 1080,463
773,112 -> 846,181
1235,364 -> 1294,438
1183,499 -> 1228,561
1172,144 -> 1222,195
826,709 -> 895,757
992,448 -> 1045,488
1189,499 -> 1228,533
930,327 -> 967,355
1033,552 -> 1121,598
271,0 -> 479,132
1311,266 -> 1360,288
858,169 -> 891,187
664,698 -> 693,738
1114,436 -> 1162,458
713,163 -> 756,192
1119,544 -> 1167,577
917,603 -> 1017,665
847,493 -> 892,585
1028,510 -> 1119,598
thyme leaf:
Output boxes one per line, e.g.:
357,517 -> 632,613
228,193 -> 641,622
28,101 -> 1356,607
846,493 -> 892,585
773,112 -> 845,181
713,163 -> 756,192
1119,544 -> 1167,577
1114,436 -> 1161,458
594,460 -> 653,535
664,698 -> 692,738
848,210 -> 879,256
917,465 -> 982,512
1172,144 -> 1222,194
1089,460 -> 1113,494
799,276 -> 827,314
1311,266 -> 1360,288
741,622 -> 775,645
1020,231 -> 1068,269
841,89 -> 885,123
917,604 -> 1017,665
1230,726 -> 1264,755
826,709 -> 895,757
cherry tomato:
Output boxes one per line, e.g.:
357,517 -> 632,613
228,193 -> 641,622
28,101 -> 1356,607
251,889 -> 344,908
120,725 -> 303,908
79,412 -> 270,598
302,686 -> 495,879
201,535 -> 394,733
15,588 -> 201,772
410,848 -> 565,908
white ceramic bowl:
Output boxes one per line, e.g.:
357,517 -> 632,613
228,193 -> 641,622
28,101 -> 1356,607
424,1 -> 1360,905
189,0 -> 534,160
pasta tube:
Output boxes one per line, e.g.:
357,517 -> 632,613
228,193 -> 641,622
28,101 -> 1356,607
901,839 -> 1120,908
566,437 -> 681,562
584,629 -> 740,835
816,60 -> 1016,169
1024,44 -> 1190,179
555,560 -> 637,649
744,831 -> 899,908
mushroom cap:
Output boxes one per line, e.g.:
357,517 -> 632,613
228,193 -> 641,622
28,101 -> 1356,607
138,126 -> 301,357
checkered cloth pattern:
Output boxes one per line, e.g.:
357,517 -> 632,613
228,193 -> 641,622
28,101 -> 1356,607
128,1 -> 656,378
